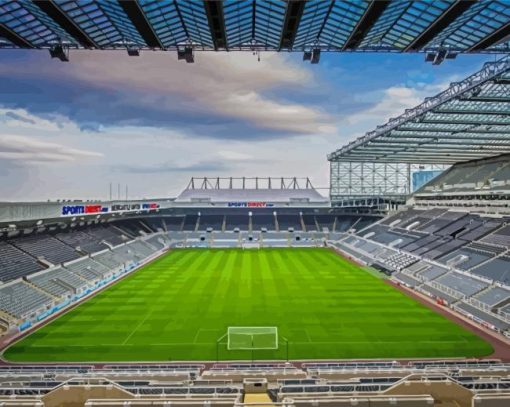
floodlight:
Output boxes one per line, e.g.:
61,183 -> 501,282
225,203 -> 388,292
178,47 -> 194,63
49,45 -> 69,62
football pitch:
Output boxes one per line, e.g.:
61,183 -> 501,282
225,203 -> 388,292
3,248 -> 492,362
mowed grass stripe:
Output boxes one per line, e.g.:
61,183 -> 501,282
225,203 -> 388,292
3,248 -> 492,362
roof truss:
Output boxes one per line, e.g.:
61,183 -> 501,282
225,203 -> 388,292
0,0 -> 509,52
329,57 -> 510,164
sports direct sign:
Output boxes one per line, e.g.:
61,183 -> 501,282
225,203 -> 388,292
227,202 -> 274,208
61,202 -> 160,216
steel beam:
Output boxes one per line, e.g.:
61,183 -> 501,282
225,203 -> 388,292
405,1 -> 476,51
343,0 -> 390,50
33,0 -> 98,48
119,0 -> 164,49
0,23 -> 34,48
470,21 -> 510,51
279,0 -> 305,50
204,0 -> 227,50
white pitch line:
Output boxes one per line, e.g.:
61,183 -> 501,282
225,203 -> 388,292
121,312 -> 153,346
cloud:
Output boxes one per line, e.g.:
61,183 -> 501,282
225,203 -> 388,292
0,134 -> 103,164
114,160 -> 229,174
0,108 -> 63,131
344,83 -> 448,126
0,52 -> 334,139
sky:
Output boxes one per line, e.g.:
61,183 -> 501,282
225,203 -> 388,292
0,49 -> 496,201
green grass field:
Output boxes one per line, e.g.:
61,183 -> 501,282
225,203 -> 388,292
4,248 -> 492,362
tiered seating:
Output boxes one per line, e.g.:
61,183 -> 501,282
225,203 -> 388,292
474,286 -> 510,308
276,214 -> 302,231
198,215 -> 224,231
182,215 -> 199,231
10,235 -> 79,264
457,220 -> 502,242
225,214 -> 248,231
419,284 -> 459,304
436,215 -> 480,237
65,258 -> 111,280
422,238 -> 465,260
86,226 -> 126,246
143,217 -> 165,232
302,215 -> 317,231
438,246 -> 495,271
470,256 -> 510,284
29,268 -> 87,297
55,229 -> 106,253
145,235 -> 167,250
114,220 -> 148,237
0,281 -> 52,319
416,265 -> 448,281
164,217 -> 184,231
435,272 -> 488,297
251,214 -> 275,231
416,155 -> 510,195
417,211 -> 466,234
92,250 -> 125,269
393,272 -> 421,287
380,252 -> 417,271
127,241 -> 155,258
455,302 -> 510,331
480,224 -> 510,247
315,214 -> 336,231
0,241 -> 43,283
334,216 -> 358,232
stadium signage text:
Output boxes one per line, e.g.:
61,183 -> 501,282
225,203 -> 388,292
61,205 -> 109,216
227,201 -> 274,208
61,202 -> 160,216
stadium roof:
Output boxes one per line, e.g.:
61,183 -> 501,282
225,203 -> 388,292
175,177 -> 329,202
2,1 -> 510,54
328,56 -> 510,165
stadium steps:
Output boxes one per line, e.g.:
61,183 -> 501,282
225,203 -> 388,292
300,213 -> 306,232
350,217 -> 362,231
221,216 -> 226,232
37,257 -> 55,268
0,310 -> 14,326
112,225 -> 136,240
274,215 -> 280,232
244,393 -> 273,404
138,220 -> 155,234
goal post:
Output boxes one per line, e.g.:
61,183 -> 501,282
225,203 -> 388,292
227,326 -> 278,350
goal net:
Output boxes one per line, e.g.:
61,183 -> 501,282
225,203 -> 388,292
227,326 -> 278,350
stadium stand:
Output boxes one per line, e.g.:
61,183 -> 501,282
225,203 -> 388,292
0,362 -> 507,406
55,229 -> 108,254
3,6 -> 510,401
251,214 -> 275,231
0,241 -> 44,283
163,216 -> 184,231
10,234 -> 80,265
0,281 -> 53,320
276,214 -> 302,231
225,214 -> 248,231
198,214 -> 225,231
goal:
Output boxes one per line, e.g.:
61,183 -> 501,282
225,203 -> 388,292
227,326 -> 278,350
